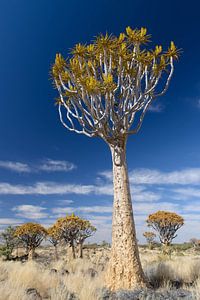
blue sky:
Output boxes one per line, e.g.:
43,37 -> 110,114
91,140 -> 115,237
0,0 -> 200,243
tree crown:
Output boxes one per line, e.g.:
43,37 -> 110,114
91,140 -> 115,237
147,210 -> 184,226
54,213 -> 96,243
14,223 -> 47,236
143,231 -> 156,239
47,224 -> 61,246
147,211 -> 184,245
51,26 -> 180,142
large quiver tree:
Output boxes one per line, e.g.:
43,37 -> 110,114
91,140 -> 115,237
51,26 -> 180,290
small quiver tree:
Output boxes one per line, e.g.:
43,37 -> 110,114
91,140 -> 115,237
47,224 -> 61,260
143,231 -> 156,250
147,211 -> 184,247
14,223 -> 47,260
190,238 -> 200,250
0,226 -> 18,260
76,219 -> 96,258
51,26 -> 180,290
55,213 -> 95,259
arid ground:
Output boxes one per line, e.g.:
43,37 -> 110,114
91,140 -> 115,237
0,244 -> 200,299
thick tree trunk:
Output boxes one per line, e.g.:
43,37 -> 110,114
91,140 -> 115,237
106,141 -> 148,291
28,248 -> 35,260
79,241 -> 83,258
54,245 -> 59,260
71,242 -> 76,259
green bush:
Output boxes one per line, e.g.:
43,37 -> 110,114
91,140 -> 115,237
0,226 -> 18,260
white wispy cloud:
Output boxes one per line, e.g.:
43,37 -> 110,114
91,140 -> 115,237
38,159 -> 76,172
12,205 -> 48,219
0,218 -> 24,225
0,181 -> 161,202
52,205 -> 113,216
0,182 -> 94,195
100,168 -> 200,185
130,168 -> 200,185
57,199 -> 74,205
0,161 -> 31,173
148,103 -> 164,113
172,187 -> 200,199
0,159 -> 76,173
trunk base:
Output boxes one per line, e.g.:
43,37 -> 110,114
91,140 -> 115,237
106,143 -> 149,291
105,252 -> 149,291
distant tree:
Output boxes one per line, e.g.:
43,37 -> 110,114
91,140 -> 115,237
147,211 -> 184,246
0,226 -> 18,260
51,26 -> 180,290
143,231 -> 156,249
101,240 -> 111,248
190,238 -> 200,250
55,214 -> 96,259
14,223 -> 47,260
47,224 -> 61,260
76,220 -> 96,258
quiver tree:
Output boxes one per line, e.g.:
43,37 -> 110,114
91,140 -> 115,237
55,213 -> 93,259
14,223 -> 47,260
75,219 -> 96,258
47,224 -> 61,260
143,231 -> 156,249
147,211 -> 184,246
190,238 -> 200,250
51,26 -> 180,290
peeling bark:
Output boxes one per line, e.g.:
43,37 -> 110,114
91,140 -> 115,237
106,141 -> 149,291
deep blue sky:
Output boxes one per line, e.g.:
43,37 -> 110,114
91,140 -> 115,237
0,0 -> 200,242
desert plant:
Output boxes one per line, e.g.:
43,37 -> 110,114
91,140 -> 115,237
14,223 -> 47,260
190,238 -> 200,250
0,226 -> 18,260
51,26 -> 180,290
76,220 -> 96,258
147,211 -> 184,247
143,231 -> 156,249
101,240 -> 111,248
47,224 -> 61,260
55,214 -> 96,259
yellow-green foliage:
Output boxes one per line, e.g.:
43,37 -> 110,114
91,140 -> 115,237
14,223 -> 47,250
143,231 -> 156,245
51,26 -> 180,100
147,211 -> 184,246
147,211 -> 184,226
47,224 -> 61,247
55,213 -> 96,244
